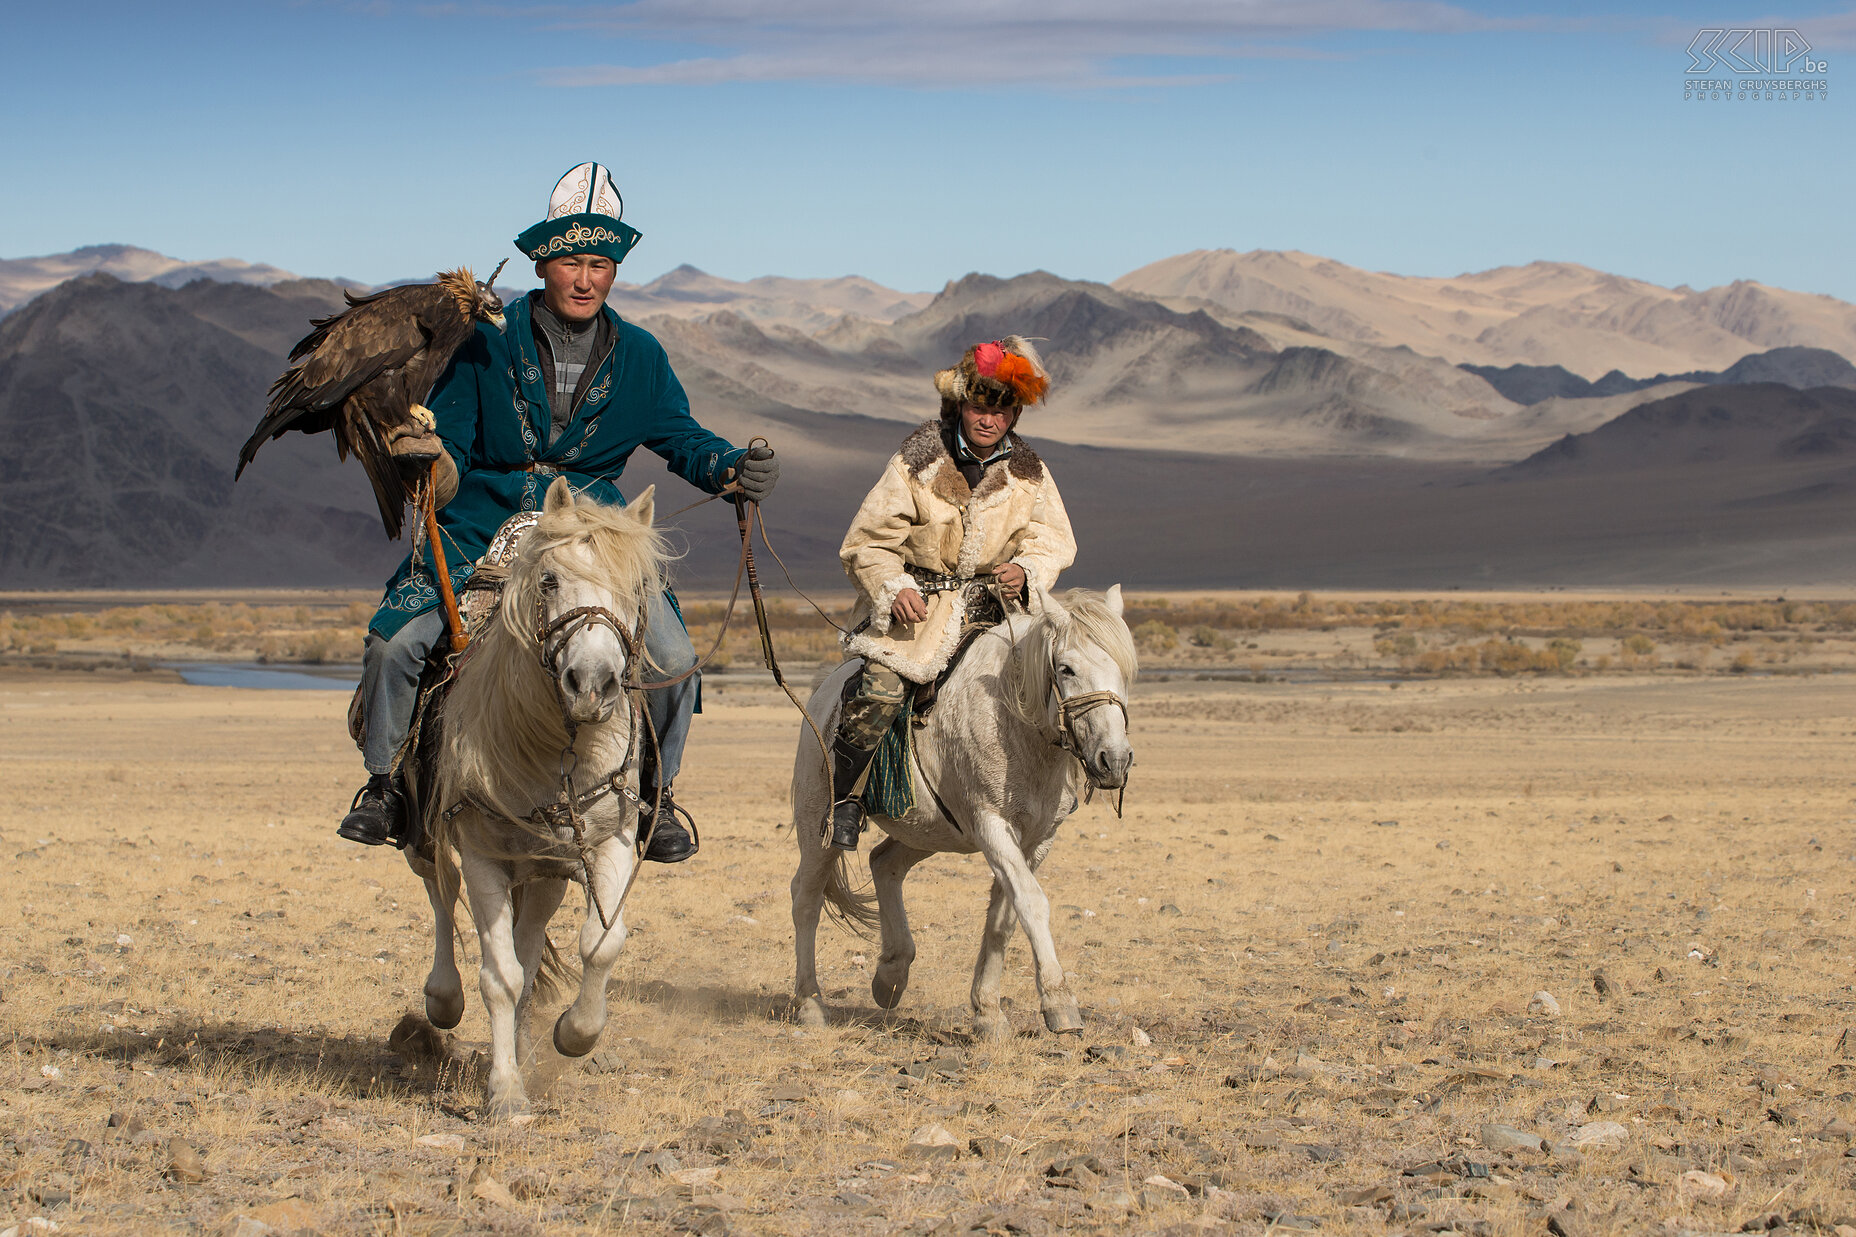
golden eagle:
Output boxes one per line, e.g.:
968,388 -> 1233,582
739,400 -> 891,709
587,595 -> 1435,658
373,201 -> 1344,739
236,262 -> 508,538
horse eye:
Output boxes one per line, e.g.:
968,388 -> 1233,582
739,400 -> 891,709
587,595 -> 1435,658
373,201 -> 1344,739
1059,664 -> 1076,677
540,571 -> 559,591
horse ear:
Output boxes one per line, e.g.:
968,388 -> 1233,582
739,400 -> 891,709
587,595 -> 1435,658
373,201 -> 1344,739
628,484 -> 656,527
1105,584 -> 1124,618
1028,584 -> 1069,626
543,475 -> 574,516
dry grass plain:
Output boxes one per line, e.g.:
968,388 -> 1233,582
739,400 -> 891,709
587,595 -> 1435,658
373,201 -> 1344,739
4,656 -> 1856,1237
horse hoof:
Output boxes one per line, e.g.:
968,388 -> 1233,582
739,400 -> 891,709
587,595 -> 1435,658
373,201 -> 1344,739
973,1012 -> 1013,1042
1042,1002 -> 1084,1034
795,997 -> 828,1030
871,971 -> 909,1010
552,1012 -> 600,1059
484,1093 -> 531,1122
424,990 -> 465,1031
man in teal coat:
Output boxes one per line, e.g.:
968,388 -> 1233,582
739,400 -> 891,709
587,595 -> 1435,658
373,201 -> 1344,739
339,162 -> 779,860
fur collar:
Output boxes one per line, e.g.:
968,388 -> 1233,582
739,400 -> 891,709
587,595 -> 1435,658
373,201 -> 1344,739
897,419 -> 1043,507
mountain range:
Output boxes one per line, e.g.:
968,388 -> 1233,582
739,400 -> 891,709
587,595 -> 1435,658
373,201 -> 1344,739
1462,346 -> 1856,405
0,244 -> 311,316
6,245 -> 1856,590
1117,249 -> 1856,382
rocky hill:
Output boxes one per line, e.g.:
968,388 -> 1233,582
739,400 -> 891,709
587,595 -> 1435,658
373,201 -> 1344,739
1500,384 -> 1856,478
10,268 -> 1856,591
0,275 -> 402,587
608,264 -> 933,331
1463,346 -> 1856,405
0,244 -> 305,315
640,270 -> 1542,460
1117,249 -> 1856,381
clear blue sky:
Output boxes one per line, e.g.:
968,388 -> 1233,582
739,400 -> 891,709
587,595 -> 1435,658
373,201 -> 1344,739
2,1 -> 1848,297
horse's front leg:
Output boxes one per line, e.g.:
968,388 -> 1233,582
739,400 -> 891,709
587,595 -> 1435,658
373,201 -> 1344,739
511,878 -> 567,1069
459,849 -> 529,1118
418,871 -> 466,1030
973,812 -> 1081,1034
554,836 -> 632,1058
869,835 -> 932,1011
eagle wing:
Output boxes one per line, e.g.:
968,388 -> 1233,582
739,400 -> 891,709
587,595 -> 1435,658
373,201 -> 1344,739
235,284 -> 448,478
341,367 -> 417,541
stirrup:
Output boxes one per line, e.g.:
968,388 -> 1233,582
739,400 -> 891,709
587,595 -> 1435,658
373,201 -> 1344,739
638,793 -> 700,863
828,797 -> 865,851
337,776 -> 407,848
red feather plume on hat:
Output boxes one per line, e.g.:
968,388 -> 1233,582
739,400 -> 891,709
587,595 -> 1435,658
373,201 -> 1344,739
992,352 -> 1048,406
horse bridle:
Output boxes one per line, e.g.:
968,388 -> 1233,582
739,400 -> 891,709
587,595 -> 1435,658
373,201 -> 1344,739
1046,642 -> 1130,813
535,595 -> 641,679
532,586 -> 653,930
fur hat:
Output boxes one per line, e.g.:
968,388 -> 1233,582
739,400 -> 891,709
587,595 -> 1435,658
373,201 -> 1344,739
514,162 -> 643,265
933,336 -> 1049,413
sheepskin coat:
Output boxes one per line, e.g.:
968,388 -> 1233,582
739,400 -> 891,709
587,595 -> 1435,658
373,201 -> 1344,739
841,420 -> 1076,683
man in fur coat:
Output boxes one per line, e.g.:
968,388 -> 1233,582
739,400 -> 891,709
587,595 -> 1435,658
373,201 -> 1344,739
830,336 -> 1077,849
339,162 -> 779,861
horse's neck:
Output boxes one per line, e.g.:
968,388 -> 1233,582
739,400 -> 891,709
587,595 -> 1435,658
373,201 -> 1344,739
937,616 -> 1067,776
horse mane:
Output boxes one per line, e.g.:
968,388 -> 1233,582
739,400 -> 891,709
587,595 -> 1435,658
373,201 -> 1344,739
435,497 -> 667,830
1004,588 -> 1139,731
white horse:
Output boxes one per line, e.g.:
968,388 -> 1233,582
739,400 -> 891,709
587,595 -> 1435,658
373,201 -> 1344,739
409,476 -> 662,1118
790,586 -> 1136,1039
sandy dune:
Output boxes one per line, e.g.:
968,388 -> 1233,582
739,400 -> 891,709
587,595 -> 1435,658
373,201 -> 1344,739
4,662 -> 1856,1234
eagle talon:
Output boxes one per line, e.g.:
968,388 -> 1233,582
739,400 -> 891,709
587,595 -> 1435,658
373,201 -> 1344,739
410,404 -> 436,430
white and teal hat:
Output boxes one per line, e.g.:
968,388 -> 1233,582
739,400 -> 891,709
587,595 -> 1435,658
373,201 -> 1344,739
514,162 -> 642,264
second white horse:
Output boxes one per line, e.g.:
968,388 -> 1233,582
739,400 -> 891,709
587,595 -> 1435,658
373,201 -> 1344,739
790,586 -> 1136,1039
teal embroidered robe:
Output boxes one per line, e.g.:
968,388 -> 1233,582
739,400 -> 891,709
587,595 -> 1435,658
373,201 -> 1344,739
369,294 -> 744,639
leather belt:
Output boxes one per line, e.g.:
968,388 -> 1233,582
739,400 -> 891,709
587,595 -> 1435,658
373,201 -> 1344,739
907,566 -> 994,595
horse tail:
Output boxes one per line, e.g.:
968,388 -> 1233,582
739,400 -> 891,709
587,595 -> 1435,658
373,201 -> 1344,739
820,850 -> 881,935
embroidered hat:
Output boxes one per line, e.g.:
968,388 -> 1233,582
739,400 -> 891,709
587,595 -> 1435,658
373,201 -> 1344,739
513,162 -> 643,264
933,336 -> 1049,412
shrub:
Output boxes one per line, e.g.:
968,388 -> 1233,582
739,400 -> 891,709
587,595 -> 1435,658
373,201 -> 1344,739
1188,625 -> 1234,651
1547,638 -> 1582,671
1132,619 -> 1178,653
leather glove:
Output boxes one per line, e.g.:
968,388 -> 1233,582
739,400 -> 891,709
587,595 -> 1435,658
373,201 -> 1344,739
387,420 -> 444,479
735,445 -> 779,502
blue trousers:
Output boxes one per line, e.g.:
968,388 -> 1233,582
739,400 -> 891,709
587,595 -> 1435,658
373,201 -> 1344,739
360,590 -> 699,785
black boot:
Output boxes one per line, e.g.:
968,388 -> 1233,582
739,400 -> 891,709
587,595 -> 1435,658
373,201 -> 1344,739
829,736 -> 878,851
338,773 -> 407,847
638,783 -> 698,864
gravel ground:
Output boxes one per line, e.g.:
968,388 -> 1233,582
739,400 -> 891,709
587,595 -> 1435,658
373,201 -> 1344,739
3,666 -> 1855,1236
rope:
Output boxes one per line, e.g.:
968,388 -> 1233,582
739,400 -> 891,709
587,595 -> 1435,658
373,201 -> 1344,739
752,504 -> 850,635
725,440 -> 837,840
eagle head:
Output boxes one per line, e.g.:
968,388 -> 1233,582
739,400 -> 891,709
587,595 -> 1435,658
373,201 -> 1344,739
439,262 -> 509,332
475,258 -> 509,331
